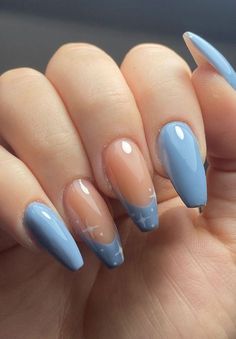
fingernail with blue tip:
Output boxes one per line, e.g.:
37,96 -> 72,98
64,179 -> 124,268
157,122 -> 207,208
183,31 -> 236,90
24,202 -> 84,271
104,139 -> 158,232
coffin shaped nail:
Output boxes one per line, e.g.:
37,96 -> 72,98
104,139 -> 158,232
183,31 -> 236,90
24,202 -> 84,271
158,122 -> 207,207
64,179 -> 124,268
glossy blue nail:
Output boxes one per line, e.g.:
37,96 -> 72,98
158,122 -> 207,207
24,202 -> 84,271
183,31 -> 236,90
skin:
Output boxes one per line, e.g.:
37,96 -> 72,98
0,42 -> 236,339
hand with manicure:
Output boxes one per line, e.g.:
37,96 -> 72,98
0,32 -> 236,338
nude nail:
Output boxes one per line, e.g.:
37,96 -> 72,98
64,179 -> 124,268
104,139 -> 158,231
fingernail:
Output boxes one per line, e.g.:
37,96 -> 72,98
157,122 -> 207,207
183,31 -> 236,90
24,202 -> 84,271
64,179 -> 124,268
104,139 -> 158,232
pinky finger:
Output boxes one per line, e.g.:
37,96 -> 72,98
0,146 -> 83,271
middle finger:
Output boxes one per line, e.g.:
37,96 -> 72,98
46,43 -> 158,232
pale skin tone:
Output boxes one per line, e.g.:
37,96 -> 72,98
0,41 -> 236,339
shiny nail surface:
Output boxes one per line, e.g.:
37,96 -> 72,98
64,179 -> 124,268
24,202 -> 84,271
104,139 -> 158,232
183,31 -> 236,90
158,122 -> 207,207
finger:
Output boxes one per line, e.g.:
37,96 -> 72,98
46,44 -> 158,232
121,44 -> 207,208
184,33 -> 236,238
0,145 -> 83,271
187,33 -> 236,245
0,68 -> 124,268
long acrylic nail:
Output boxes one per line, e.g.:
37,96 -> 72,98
24,202 -> 84,271
64,179 -> 124,268
104,139 -> 158,232
183,31 -> 236,90
157,122 -> 207,207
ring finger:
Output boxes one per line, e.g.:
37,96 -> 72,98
121,44 -> 207,208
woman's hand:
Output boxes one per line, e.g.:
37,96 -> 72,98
0,33 -> 236,339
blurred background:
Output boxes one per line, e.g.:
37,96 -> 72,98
0,1 -> 235,73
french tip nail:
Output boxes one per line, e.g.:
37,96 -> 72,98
183,31 -> 236,90
158,122 -> 207,209
24,202 -> 84,271
81,233 -> 124,268
121,196 -> 159,232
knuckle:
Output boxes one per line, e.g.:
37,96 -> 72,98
89,87 -> 131,111
124,43 -> 190,73
0,68 -> 45,120
0,68 -> 43,88
127,43 -> 174,57
56,42 -> 102,55
30,130 -> 76,161
48,42 -> 111,68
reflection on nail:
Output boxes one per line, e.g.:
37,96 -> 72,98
158,121 -> 207,207
104,139 -> 158,232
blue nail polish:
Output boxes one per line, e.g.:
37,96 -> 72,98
81,233 -> 124,269
24,202 -> 84,271
118,192 -> 158,232
183,31 -> 236,90
158,122 -> 207,208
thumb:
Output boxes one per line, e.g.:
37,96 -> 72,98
183,31 -> 236,89
184,32 -> 236,247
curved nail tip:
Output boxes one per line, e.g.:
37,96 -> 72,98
106,253 -> 125,269
139,222 -> 159,233
106,259 -> 124,269
65,255 -> 84,271
179,186 -> 207,209
80,233 -> 124,268
24,202 -> 84,271
183,31 -> 194,40
120,196 -> 158,232
185,200 -> 207,209
183,31 -> 236,90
